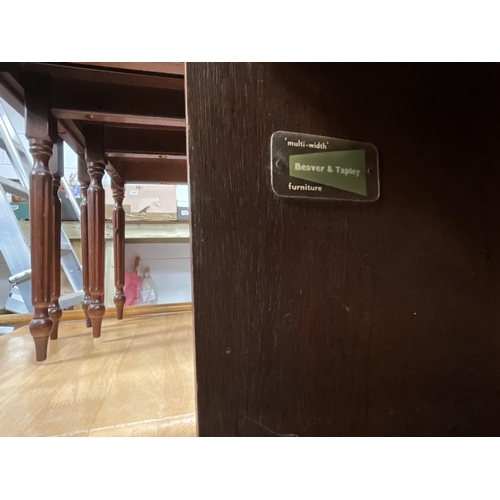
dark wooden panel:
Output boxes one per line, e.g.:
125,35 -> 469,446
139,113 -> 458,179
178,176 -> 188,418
57,118 -> 85,155
69,62 -> 185,76
111,156 -> 187,184
0,71 -> 24,114
52,108 -> 185,130
51,78 -> 185,119
186,63 -> 500,436
105,128 -> 186,155
18,63 -> 185,90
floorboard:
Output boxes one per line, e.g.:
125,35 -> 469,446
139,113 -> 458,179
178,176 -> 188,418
0,312 -> 196,437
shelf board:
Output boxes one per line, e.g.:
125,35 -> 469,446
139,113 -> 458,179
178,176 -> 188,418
18,220 -> 190,243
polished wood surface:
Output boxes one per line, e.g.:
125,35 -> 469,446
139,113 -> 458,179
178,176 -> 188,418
112,179 -> 126,319
187,62 -> 500,436
110,156 -> 187,184
105,128 -> 186,155
49,165 -> 62,340
0,70 -> 24,113
24,74 -> 56,362
70,62 -> 185,76
78,157 -> 92,328
57,117 -> 85,156
2,62 -> 187,178
0,312 -> 196,437
12,63 -> 185,91
85,125 -> 107,338
52,109 -> 186,130
0,303 -> 193,326
51,78 -> 185,122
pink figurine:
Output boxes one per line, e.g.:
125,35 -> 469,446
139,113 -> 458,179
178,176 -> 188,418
124,256 -> 143,306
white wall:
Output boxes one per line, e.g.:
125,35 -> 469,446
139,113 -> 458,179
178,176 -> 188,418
124,243 -> 192,304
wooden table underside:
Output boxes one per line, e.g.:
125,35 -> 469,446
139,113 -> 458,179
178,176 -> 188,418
0,62 -> 187,361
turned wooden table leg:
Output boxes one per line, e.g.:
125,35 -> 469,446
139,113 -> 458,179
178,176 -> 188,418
24,75 -> 56,361
78,157 -> 92,328
48,143 -> 62,340
112,179 -> 126,319
85,125 -> 106,338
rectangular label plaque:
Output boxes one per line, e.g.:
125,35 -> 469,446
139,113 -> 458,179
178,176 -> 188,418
271,131 -> 379,201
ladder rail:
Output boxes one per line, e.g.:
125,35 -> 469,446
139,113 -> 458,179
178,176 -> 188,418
0,101 -> 31,189
61,176 -> 81,222
0,97 -> 84,314
0,183 -> 32,312
0,175 -> 28,199
60,229 -> 83,292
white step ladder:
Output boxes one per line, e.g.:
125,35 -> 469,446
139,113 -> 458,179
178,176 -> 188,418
0,98 -> 84,313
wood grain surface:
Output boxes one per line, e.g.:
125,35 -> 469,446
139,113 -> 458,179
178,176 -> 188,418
0,313 -> 196,436
186,63 -> 500,436
0,303 -> 192,326
69,62 -> 185,76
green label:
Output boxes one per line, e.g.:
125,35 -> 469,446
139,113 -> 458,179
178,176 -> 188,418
289,149 -> 367,196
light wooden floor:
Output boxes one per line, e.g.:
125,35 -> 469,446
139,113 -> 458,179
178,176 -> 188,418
0,312 -> 196,436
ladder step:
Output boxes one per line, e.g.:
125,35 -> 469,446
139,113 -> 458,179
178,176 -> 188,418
5,290 -> 84,314
0,175 -> 28,199
59,291 -> 85,310
4,290 -> 29,314
8,268 -> 31,285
